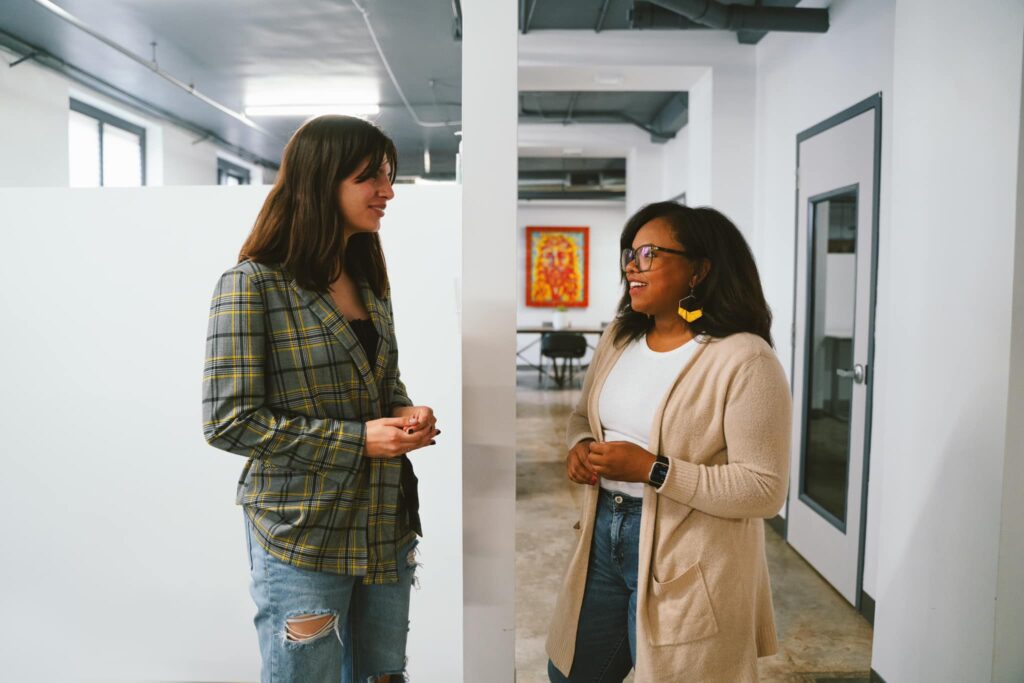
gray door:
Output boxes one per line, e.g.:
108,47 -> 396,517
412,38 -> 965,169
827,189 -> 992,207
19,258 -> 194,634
787,97 -> 880,607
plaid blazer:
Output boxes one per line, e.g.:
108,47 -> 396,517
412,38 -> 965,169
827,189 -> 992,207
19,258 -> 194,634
203,260 -> 416,583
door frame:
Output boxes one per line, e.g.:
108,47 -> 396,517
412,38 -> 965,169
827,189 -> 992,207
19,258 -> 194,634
786,93 -> 882,615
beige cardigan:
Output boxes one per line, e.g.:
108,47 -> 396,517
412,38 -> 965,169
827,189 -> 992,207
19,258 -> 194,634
546,325 -> 792,682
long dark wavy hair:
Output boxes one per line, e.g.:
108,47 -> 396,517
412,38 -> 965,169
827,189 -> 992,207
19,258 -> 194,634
613,201 -> 774,347
239,115 -> 398,297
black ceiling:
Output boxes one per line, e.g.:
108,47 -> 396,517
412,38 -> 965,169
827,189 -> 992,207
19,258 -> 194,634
518,156 -> 626,200
519,0 -> 802,44
519,91 -> 689,142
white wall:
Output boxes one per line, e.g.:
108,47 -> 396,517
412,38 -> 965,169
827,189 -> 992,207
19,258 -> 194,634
0,47 -> 259,187
662,125 -> 689,201
0,47 -> 70,186
0,184 -> 463,682
626,143 -> 668,216
687,70 -> 714,208
161,125 -> 219,185
752,0 -> 895,587
461,0 -> 518,679
870,1 -> 1024,680
994,37 -> 1024,682
516,200 -> 627,367
383,185 -> 465,683
705,60 -> 757,237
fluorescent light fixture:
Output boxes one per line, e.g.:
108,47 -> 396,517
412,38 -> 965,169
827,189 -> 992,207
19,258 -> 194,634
594,73 -> 624,86
245,104 -> 380,117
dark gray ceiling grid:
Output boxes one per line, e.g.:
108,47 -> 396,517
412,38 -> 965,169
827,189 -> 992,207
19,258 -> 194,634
0,0 -> 462,177
518,0 -> 821,45
519,91 -> 688,143
518,157 -> 626,201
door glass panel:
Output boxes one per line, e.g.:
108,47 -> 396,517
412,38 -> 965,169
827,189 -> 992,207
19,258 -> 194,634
802,190 -> 857,525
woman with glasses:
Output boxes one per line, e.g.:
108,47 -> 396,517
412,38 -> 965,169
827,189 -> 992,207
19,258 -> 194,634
203,116 -> 438,683
546,201 -> 791,682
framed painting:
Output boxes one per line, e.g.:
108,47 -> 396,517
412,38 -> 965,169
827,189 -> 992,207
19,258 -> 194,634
526,226 -> 589,307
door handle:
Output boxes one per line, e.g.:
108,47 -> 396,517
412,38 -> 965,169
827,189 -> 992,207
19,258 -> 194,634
836,364 -> 867,384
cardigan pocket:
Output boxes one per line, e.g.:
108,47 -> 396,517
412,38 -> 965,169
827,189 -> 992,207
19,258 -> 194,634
647,561 -> 719,646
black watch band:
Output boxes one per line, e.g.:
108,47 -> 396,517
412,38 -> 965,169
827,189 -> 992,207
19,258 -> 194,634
648,455 -> 670,488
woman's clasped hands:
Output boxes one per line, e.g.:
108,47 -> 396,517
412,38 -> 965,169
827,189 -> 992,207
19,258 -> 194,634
365,405 -> 440,458
565,438 -> 656,485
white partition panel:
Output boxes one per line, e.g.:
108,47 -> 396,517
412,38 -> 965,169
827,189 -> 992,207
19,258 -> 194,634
0,184 -> 462,682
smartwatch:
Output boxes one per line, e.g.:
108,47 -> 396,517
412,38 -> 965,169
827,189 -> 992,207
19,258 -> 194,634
648,455 -> 670,488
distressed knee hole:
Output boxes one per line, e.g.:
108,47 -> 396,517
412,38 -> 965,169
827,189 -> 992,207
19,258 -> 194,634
285,613 -> 337,643
407,545 -> 421,589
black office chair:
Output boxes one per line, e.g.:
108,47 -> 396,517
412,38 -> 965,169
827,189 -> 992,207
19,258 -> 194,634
540,332 -> 587,388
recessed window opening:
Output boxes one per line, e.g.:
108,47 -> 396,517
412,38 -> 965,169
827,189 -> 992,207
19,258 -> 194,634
217,158 -> 252,185
68,98 -> 146,187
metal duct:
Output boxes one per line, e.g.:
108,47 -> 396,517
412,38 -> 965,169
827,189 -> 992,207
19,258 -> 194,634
645,0 -> 829,34
630,3 -> 708,30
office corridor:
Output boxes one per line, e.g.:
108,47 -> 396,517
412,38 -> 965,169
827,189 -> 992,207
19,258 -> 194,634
514,373 -> 873,683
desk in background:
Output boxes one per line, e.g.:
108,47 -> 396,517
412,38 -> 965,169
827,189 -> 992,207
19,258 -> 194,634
516,326 -> 606,384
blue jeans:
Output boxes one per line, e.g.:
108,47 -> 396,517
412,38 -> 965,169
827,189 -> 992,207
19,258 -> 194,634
245,519 -> 417,683
549,488 -> 642,682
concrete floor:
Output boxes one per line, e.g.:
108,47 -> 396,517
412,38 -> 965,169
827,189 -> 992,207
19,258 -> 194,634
515,372 -> 873,683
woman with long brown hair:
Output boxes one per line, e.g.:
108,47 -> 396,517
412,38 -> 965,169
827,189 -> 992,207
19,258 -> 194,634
203,115 -> 437,683
547,201 -> 791,682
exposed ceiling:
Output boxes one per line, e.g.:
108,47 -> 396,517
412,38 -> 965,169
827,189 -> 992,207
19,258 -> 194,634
519,156 -> 626,201
0,0 -> 462,177
0,1 -> 824,181
519,91 -> 688,142
518,0 -> 803,45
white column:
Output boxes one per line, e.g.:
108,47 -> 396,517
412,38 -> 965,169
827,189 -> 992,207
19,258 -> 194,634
708,64 -> 756,236
686,69 -> 713,208
871,1 -> 1024,680
994,36 -> 1024,683
626,143 -> 667,216
461,1 -> 517,680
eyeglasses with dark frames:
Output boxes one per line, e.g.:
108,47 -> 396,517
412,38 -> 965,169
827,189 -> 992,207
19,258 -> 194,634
620,244 -> 688,272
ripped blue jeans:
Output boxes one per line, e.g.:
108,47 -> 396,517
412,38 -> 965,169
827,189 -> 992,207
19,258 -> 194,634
245,519 -> 417,683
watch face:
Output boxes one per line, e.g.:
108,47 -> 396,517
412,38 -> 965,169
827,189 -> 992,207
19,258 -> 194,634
650,462 -> 668,487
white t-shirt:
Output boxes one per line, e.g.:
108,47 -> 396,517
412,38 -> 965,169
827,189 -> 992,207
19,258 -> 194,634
597,335 -> 700,498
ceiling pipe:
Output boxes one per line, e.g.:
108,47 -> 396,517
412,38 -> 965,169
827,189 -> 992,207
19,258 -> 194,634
594,0 -> 613,32
0,30 -> 279,169
519,108 -> 676,141
451,0 -> 462,40
645,0 -> 828,33
27,0 -> 276,137
349,0 -> 460,128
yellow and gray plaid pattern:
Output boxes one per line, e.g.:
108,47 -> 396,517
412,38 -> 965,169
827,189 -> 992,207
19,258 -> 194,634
203,260 -> 415,583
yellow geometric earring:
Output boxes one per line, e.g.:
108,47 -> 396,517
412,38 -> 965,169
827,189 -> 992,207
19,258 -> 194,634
678,286 -> 703,323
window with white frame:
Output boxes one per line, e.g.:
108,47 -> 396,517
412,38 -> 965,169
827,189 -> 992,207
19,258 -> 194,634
68,99 -> 146,187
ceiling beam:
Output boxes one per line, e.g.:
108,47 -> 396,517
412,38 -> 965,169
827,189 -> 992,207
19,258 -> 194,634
522,0 -> 540,34
563,91 -> 579,125
595,0 -> 613,32
0,29 -> 279,168
520,108 -> 675,141
645,0 -> 828,34
648,91 -> 688,143
451,0 -> 462,40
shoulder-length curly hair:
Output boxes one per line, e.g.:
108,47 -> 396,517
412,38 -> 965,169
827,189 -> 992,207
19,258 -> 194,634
239,115 -> 398,297
613,201 -> 774,348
